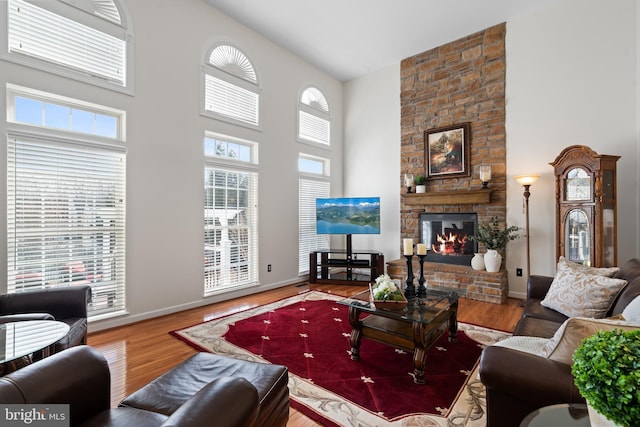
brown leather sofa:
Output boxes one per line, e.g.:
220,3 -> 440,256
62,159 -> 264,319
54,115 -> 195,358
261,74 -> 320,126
479,258 -> 640,427
0,345 -> 290,427
0,286 -> 92,354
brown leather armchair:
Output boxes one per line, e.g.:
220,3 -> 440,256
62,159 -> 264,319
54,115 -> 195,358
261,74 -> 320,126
0,286 -> 92,354
0,346 -> 261,427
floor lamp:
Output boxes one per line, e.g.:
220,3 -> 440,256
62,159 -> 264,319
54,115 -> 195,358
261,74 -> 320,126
515,175 -> 539,276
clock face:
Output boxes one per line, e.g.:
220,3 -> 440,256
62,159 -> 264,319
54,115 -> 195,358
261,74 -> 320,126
565,168 -> 591,201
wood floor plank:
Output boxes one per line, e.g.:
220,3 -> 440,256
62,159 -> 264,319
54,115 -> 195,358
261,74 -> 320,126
87,283 -> 523,425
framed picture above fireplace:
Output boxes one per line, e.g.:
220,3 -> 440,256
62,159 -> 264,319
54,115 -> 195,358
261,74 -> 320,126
425,123 -> 470,179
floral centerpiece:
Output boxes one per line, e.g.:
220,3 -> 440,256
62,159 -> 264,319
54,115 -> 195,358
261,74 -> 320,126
470,216 -> 521,250
370,274 -> 407,309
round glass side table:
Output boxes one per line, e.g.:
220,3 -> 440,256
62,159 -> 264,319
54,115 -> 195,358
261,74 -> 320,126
520,403 -> 590,427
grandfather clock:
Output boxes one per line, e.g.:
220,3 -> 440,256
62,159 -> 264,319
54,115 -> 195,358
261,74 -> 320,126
550,145 -> 619,267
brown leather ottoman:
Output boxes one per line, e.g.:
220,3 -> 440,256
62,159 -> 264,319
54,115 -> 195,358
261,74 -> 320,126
120,352 -> 289,427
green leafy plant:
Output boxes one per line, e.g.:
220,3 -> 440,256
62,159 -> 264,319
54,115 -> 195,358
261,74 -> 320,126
572,329 -> 640,427
414,175 -> 426,185
469,217 -> 520,250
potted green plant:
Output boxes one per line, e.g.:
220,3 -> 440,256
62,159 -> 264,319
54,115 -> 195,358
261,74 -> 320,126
572,329 -> 640,427
414,175 -> 426,193
469,217 -> 520,272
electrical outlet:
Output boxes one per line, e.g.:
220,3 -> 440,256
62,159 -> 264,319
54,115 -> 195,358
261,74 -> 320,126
267,264 -> 272,272
516,268 -> 523,277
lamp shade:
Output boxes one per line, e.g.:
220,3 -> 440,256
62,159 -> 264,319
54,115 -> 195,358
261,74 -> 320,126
515,175 -> 540,186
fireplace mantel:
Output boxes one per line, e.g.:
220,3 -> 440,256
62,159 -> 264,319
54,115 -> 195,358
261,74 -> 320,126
402,189 -> 491,206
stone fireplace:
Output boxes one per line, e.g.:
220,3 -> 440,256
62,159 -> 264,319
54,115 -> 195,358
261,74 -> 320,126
395,23 -> 508,304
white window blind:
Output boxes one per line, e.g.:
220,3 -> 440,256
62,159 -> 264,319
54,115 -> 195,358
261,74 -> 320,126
204,74 -> 259,126
8,0 -> 126,86
299,178 -> 329,275
299,110 -> 330,145
204,167 -> 258,295
7,137 -> 127,317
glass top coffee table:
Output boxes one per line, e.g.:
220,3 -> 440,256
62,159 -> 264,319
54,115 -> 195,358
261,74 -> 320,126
338,287 -> 463,384
0,320 -> 70,374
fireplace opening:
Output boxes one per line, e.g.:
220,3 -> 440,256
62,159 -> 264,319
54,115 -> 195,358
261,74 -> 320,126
419,212 -> 477,266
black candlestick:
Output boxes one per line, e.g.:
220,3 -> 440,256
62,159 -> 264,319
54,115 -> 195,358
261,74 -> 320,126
417,254 -> 427,298
404,254 -> 415,301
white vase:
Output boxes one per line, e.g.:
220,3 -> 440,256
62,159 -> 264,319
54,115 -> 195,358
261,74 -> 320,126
587,404 -> 621,427
484,249 -> 502,272
471,253 -> 485,270
416,185 -> 426,193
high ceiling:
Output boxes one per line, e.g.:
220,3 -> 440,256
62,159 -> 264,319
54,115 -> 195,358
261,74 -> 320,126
204,0 -> 561,82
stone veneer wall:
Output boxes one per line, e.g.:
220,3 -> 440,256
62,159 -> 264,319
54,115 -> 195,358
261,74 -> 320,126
398,23 -> 508,303
387,259 -> 508,304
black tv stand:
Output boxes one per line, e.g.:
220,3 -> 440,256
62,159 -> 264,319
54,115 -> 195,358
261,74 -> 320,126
309,239 -> 384,286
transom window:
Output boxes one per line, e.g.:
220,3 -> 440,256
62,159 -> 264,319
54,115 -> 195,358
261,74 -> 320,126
2,0 -> 132,91
6,85 -> 126,319
202,43 -> 260,128
298,86 -> 330,146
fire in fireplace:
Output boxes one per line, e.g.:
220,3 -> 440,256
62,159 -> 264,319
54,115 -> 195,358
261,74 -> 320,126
419,212 -> 478,266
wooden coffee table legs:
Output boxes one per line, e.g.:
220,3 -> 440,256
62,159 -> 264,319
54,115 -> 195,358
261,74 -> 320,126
347,304 -> 458,384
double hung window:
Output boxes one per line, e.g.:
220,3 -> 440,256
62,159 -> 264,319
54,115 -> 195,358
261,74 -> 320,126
204,134 -> 258,295
6,85 -> 126,318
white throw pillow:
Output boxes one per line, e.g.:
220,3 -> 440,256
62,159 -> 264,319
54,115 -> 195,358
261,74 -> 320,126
492,336 -> 549,355
622,295 -> 640,322
541,269 -> 627,318
557,256 -> 619,277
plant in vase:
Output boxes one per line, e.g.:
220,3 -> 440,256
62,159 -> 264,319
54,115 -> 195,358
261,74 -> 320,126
469,217 -> 520,272
572,329 -> 640,427
414,175 -> 427,193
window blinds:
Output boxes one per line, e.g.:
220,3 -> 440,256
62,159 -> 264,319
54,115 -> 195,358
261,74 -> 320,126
298,178 -> 329,275
299,110 -> 330,145
7,137 -> 126,316
8,0 -> 126,85
204,74 -> 259,126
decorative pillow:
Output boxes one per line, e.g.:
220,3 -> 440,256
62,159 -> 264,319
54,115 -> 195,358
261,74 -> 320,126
541,269 -> 627,318
492,336 -> 549,355
622,295 -> 640,322
557,256 -> 619,277
538,317 -> 640,364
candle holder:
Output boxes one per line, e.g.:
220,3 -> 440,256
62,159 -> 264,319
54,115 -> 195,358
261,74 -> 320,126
417,254 -> 427,298
404,173 -> 414,194
404,254 -> 416,301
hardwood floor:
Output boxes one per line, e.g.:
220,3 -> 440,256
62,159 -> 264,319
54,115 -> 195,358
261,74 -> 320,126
87,283 -> 523,426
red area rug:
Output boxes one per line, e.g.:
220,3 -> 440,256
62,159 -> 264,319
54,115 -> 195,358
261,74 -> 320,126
171,291 -> 509,426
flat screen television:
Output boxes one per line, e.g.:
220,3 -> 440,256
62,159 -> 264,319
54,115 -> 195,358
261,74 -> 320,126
316,197 -> 381,235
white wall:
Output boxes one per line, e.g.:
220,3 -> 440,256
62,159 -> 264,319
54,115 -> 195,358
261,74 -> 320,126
0,0 -> 343,330
343,65 -> 401,261
505,0 -> 639,297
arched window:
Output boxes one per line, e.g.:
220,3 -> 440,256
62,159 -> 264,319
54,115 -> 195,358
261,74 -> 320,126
298,86 -> 330,146
202,43 -> 260,127
2,0 -> 133,91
